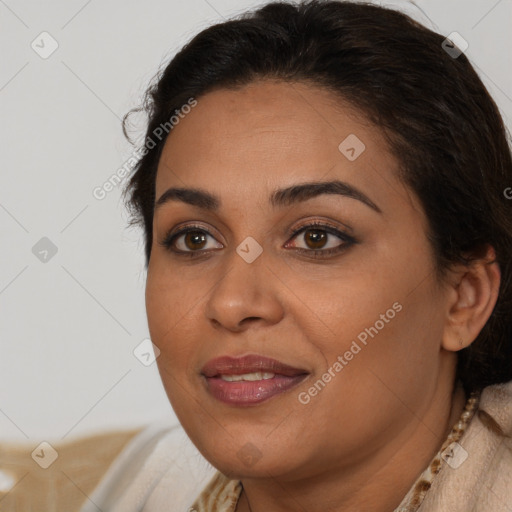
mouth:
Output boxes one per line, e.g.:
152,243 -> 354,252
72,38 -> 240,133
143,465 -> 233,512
201,354 -> 309,407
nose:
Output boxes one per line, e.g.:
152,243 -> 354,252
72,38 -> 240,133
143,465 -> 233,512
204,248 -> 284,332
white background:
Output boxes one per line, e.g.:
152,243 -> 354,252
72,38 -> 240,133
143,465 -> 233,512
1,0 -> 511,443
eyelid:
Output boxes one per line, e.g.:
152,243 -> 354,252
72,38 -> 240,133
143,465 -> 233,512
285,218 -> 354,239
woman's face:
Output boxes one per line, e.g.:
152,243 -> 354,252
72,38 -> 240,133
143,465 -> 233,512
146,80 -> 456,479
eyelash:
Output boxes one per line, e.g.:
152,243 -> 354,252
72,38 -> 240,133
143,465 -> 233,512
159,221 -> 356,259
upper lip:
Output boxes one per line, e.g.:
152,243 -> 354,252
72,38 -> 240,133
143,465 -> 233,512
201,354 -> 309,378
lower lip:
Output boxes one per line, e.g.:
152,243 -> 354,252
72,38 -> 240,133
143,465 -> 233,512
204,374 -> 308,406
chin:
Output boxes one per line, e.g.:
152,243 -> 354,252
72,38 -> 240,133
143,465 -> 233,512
206,452 -> 292,480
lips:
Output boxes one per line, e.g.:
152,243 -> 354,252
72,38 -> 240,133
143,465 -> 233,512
201,354 -> 308,378
201,354 -> 309,406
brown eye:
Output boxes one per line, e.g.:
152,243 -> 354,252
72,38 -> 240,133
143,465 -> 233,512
303,229 -> 328,250
160,222 -> 355,259
184,231 -> 208,250
160,226 -> 223,255
285,222 -> 356,257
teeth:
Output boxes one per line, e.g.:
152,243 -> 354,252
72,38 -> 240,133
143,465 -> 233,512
220,372 -> 275,382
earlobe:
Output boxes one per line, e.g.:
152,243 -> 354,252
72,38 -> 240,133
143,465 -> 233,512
441,245 -> 501,352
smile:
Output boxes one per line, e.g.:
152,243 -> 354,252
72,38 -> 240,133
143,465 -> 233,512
201,354 -> 309,406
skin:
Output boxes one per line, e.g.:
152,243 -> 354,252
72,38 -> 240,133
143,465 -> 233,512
145,80 -> 501,512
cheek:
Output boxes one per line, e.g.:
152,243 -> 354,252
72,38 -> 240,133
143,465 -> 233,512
293,295 -> 442,458
305,247 -> 442,405
146,273 -> 205,425
145,268 -> 201,373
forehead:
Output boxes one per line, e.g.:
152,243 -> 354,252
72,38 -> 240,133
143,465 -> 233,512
155,80 -> 400,208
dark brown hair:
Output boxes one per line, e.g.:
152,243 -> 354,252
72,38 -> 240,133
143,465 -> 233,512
122,0 -> 512,394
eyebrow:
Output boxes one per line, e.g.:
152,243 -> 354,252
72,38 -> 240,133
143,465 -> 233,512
154,180 -> 382,214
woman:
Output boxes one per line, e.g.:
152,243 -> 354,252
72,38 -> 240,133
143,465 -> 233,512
81,1 -> 512,510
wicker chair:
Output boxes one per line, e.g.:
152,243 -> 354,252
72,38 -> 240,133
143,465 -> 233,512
0,428 -> 142,511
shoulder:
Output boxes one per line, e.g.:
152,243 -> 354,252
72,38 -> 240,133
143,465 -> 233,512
471,380 -> 512,509
419,380 -> 512,512
79,418 -> 217,512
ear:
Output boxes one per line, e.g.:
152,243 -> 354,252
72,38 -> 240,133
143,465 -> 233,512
441,244 -> 501,352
